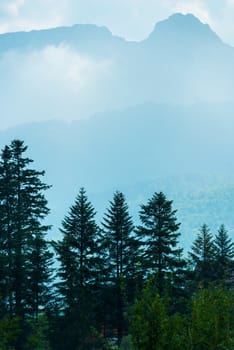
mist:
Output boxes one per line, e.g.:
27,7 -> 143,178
0,45 -> 115,129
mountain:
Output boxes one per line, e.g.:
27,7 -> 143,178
146,13 -> 222,46
0,13 -> 226,53
1,13 -> 234,130
0,24 -> 127,57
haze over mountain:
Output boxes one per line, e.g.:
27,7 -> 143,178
1,13 -> 234,248
1,13 -> 234,128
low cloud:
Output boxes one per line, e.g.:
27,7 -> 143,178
3,0 -> 25,16
172,0 -> 214,25
0,45 -> 114,129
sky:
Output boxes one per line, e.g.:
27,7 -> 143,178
0,0 -> 234,45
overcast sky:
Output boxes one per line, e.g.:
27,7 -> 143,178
0,0 -> 234,45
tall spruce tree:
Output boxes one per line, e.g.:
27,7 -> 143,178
27,230 -> 53,319
214,224 -> 234,282
54,188 -> 102,349
0,140 -> 52,319
102,191 -> 137,345
136,192 -> 183,296
189,224 -> 216,288
0,145 -> 16,316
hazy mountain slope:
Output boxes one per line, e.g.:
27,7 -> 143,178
0,102 -> 234,249
0,24 -> 127,57
1,13 -> 234,129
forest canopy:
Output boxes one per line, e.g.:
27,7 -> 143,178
0,140 -> 233,350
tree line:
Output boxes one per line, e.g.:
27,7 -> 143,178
0,140 -> 233,350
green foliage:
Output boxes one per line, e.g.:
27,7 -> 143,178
25,315 -> 51,350
0,139 -> 233,350
130,284 -> 234,350
164,313 -> 188,350
0,317 -> 21,350
130,281 -> 189,350
120,335 -> 135,349
130,282 -> 169,350
190,288 -> 234,350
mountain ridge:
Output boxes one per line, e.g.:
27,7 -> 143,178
0,13 -> 228,53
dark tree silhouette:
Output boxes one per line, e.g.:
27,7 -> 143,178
189,224 -> 216,288
137,192 -> 183,295
102,191 -> 137,345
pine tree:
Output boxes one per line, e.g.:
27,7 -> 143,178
54,188 -> 102,349
136,192 -> 183,296
0,140 -> 52,319
27,230 -> 54,319
0,145 -> 16,316
214,224 -> 234,282
56,187 -> 100,306
102,191 -> 137,345
189,224 -> 216,288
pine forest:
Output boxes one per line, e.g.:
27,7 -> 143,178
0,140 -> 233,350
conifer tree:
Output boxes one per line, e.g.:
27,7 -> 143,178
12,140 -> 52,318
28,230 -> 53,319
56,188 -> 100,306
0,140 -> 53,350
189,224 -> 216,288
136,192 -> 183,295
102,191 -> 137,345
0,140 -> 52,318
0,145 -> 16,316
214,224 -> 234,282
54,188 -> 102,349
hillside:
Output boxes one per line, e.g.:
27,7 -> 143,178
1,102 -> 234,249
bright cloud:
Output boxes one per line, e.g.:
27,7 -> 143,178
226,0 -> 234,6
4,0 -> 26,16
0,45 -> 114,129
172,0 -> 214,25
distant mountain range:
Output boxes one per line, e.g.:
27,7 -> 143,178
1,13 -> 234,113
0,13 -> 234,250
0,13 -> 226,52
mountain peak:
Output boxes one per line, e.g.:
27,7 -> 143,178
146,13 -> 221,45
164,13 -> 205,25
